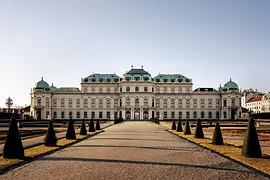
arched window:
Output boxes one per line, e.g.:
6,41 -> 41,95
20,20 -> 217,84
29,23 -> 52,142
53,112 -> 57,119
69,111 -> 72,119
209,112 -> 212,119
193,111 -> 197,118
201,111 -> 204,118
61,111 -> 65,119
77,111 -> 80,119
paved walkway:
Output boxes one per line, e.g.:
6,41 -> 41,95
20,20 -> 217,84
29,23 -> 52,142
0,122 -> 113,155
161,122 -> 270,156
1,122 -> 269,180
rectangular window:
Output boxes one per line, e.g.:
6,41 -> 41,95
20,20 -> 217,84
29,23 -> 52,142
84,111 -> 87,119
99,99 -> 103,108
164,112 -> 167,119
223,99 -> 227,107
171,99 -> 175,108
216,99 -> 220,108
107,112 -> 110,119
91,112 -> 95,119
156,99 -> 160,108
186,88 -> 190,93
99,87 -> 103,93
178,99 -> 182,108
163,99 -> 167,108
76,99 -> 80,108
208,99 -> 212,108
46,98 -> 50,108
53,98 -> 57,108
163,87 -> 167,93
179,87 -> 182,93
186,99 -> 190,108
114,99 -> 118,107
179,112 -> 182,119
114,87 -> 118,93
144,99 -> 148,107
114,112 -> 118,119
84,98 -> 88,108
84,87 -> 88,93
107,99 -> 111,108
91,99 -> 95,108
171,112 -> 175,119
171,87 -> 175,93
186,111 -> 190,119
156,87 -> 160,93
68,98 -> 73,108
200,99 -> 205,108
232,98 -> 236,107
107,87 -> 110,93
61,98 -> 65,108
193,99 -> 197,108
99,112 -> 103,118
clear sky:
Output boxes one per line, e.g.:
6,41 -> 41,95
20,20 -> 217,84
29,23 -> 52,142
0,0 -> 269,107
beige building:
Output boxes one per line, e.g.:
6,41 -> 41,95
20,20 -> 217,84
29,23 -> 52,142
246,96 -> 263,113
261,93 -> 270,113
30,67 -> 242,120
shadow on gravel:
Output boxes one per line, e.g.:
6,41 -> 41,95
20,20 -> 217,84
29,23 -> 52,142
86,137 -> 179,142
70,145 -> 200,151
39,157 -> 254,174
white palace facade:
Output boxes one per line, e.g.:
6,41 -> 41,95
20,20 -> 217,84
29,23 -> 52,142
30,67 -> 243,120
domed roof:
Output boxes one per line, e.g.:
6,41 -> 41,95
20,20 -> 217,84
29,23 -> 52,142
223,78 -> 239,91
50,83 -> 57,91
35,77 -> 50,90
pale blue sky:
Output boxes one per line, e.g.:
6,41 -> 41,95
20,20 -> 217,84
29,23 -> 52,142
0,0 -> 269,107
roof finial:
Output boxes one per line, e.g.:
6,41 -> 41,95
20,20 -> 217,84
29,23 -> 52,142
141,65 -> 143,69
52,83 -> 54,86
131,65 -> 133,69
41,77 -> 43,81
230,78 -> 231,81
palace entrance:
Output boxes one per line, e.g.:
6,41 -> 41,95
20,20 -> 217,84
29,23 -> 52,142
134,111 -> 140,120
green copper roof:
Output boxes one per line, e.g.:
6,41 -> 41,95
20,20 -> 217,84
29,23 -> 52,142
35,77 -> 50,89
223,78 -> 239,91
85,73 -> 120,79
153,74 -> 190,83
55,87 -> 80,93
83,73 -> 120,83
50,83 -> 57,91
126,69 -> 150,75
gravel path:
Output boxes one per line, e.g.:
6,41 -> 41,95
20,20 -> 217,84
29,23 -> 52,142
1,122 -> 269,180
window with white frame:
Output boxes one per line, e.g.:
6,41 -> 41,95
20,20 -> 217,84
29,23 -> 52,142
171,111 -> 175,119
232,98 -> 236,107
46,98 -> 50,108
37,97 -> 41,106
193,99 -> 197,108
99,98 -> 103,108
99,87 -> 103,93
83,98 -> 88,108
76,98 -> 80,108
164,111 -> 167,119
53,98 -> 57,108
84,111 -> 87,119
156,98 -> 160,107
178,98 -> 182,108
126,98 -> 130,106
179,111 -> 182,119
171,99 -> 175,108
186,98 -> 190,108
216,99 -> 220,108
114,98 -> 118,107
200,99 -> 205,108
77,111 -> 80,119
107,87 -> 110,93
156,87 -> 160,93
208,99 -> 212,108
163,87 -> 167,93
186,111 -> 190,119
91,98 -> 95,108
106,98 -> 111,108
163,99 -> 167,108
171,87 -> 175,93
144,98 -> 148,107
91,87 -> 95,93
193,111 -> 197,118
61,98 -> 65,108
61,111 -> 65,119
68,98 -> 73,108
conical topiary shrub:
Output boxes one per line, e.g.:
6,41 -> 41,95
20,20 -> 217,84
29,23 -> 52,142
242,118 -> 262,158
66,118 -> 76,139
194,119 -> 204,138
184,120 -> 191,135
96,119 -> 101,130
3,117 -> 24,159
80,119 -> 87,135
176,118 -> 183,132
44,120 -> 57,146
212,121 -> 223,145
157,118 -> 160,124
171,119 -> 176,130
89,118 -> 95,132
114,118 -> 118,124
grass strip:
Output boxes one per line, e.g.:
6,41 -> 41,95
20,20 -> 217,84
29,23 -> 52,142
0,130 -> 103,174
169,130 -> 270,176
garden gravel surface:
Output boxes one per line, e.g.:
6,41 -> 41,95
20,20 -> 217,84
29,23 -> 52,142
1,122 -> 269,180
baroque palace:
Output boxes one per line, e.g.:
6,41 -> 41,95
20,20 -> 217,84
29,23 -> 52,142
30,66 -> 242,120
